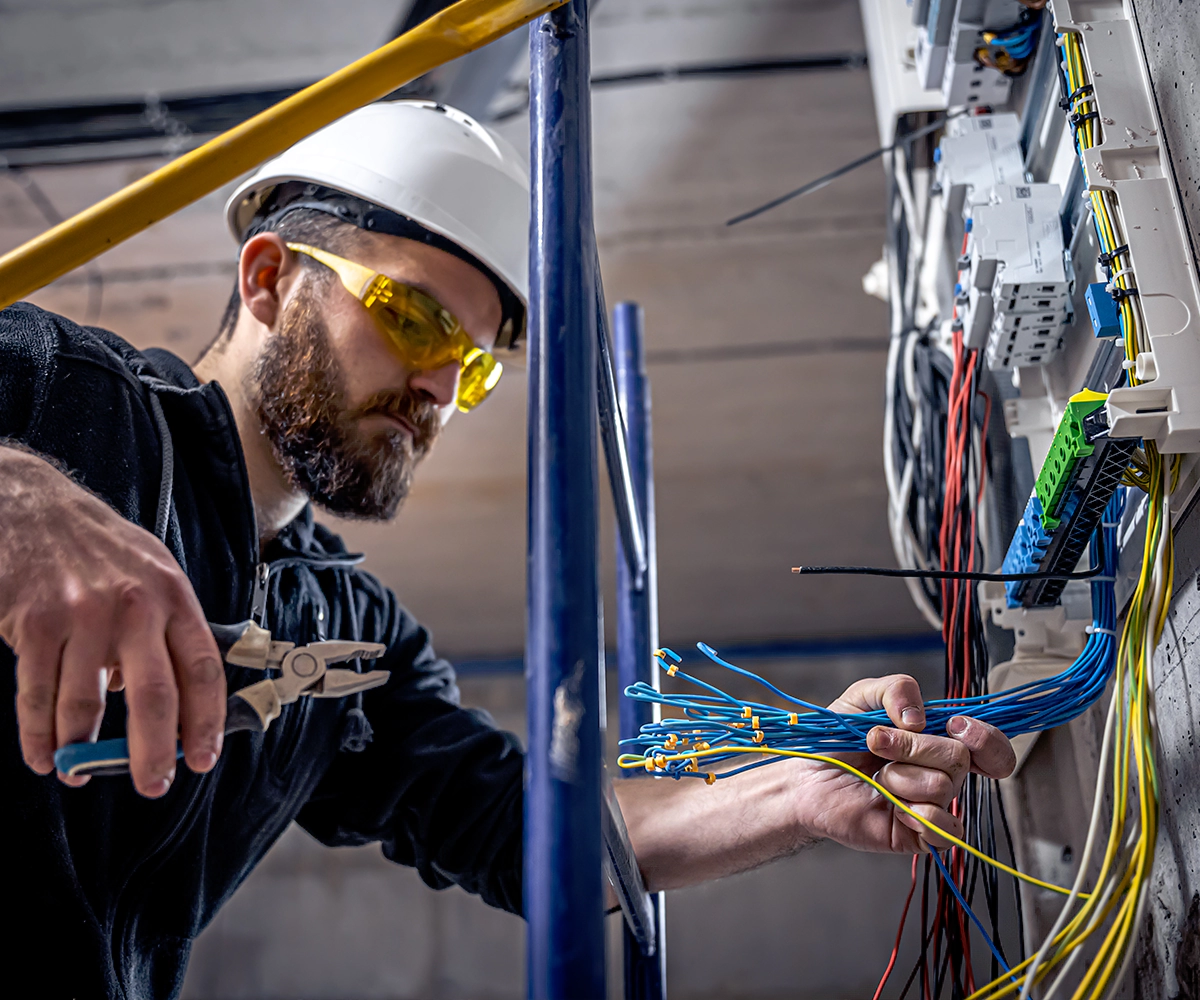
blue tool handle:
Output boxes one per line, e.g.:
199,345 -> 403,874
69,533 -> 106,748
54,738 -> 184,778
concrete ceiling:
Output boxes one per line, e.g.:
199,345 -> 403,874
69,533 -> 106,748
0,0 -> 935,660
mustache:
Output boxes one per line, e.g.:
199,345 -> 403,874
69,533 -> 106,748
353,389 -> 441,453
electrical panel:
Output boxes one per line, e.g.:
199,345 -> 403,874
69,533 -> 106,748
859,1 -> 1199,987
864,0 -> 1200,641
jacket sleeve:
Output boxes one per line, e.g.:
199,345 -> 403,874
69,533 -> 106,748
0,303 -> 58,442
294,573 -> 525,916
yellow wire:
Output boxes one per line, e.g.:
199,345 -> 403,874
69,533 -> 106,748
618,745 -> 1088,898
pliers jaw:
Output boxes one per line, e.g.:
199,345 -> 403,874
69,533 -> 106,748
226,637 -> 389,733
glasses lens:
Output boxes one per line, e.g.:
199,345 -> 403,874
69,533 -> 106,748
365,277 -> 501,412
457,351 -> 503,412
374,302 -> 460,370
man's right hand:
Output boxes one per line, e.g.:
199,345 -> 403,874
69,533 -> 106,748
0,445 -> 226,796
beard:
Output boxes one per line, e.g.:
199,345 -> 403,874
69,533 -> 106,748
250,280 -> 442,520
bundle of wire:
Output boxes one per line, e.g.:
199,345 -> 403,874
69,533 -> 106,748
953,31 -> 1178,1000
618,509 -> 1118,770
977,10 -> 1043,74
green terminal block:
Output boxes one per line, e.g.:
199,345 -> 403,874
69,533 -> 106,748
1035,389 -> 1108,530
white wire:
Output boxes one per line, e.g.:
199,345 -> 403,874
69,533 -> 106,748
1018,670 -> 1121,998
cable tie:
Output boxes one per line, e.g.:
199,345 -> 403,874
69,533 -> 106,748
1110,286 -> 1140,302
1097,244 -> 1129,267
1059,82 -> 1093,110
1085,625 -> 1118,636
1069,110 -> 1099,127
1100,521 -> 1120,527
1087,576 -> 1116,583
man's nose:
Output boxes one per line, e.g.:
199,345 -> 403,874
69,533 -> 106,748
408,362 -> 459,408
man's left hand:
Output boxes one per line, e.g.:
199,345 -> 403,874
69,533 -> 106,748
792,674 -> 1017,854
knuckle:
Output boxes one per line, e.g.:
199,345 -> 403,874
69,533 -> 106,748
182,655 -> 224,688
16,684 -> 56,717
155,567 -> 190,603
59,694 -> 106,721
114,579 -> 151,612
128,680 -> 178,721
930,773 -> 955,801
17,602 -> 62,642
61,586 -> 104,620
951,742 -> 971,773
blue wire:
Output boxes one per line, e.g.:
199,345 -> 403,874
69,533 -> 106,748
621,492 -> 1126,776
931,849 -> 1016,981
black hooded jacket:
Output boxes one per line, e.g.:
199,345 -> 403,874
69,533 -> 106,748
0,303 -> 524,999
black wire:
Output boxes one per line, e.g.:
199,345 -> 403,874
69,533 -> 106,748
791,565 -> 1102,582
726,112 -> 964,226
995,785 -> 1026,964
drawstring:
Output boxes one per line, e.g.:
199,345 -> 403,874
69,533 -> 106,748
335,569 -> 374,753
340,695 -> 374,753
141,380 -> 175,544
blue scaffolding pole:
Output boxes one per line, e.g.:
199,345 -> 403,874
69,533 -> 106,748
614,302 -> 667,1000
525,1 -> 606,997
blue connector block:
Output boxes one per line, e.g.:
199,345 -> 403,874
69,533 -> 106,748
1085,282 -> 1121,338
1003,495 -> 1050,606
1001,492 -> 1083,607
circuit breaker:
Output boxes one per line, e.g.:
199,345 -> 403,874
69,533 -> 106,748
962,183 -> 1071,369
934,112 -> 1023,218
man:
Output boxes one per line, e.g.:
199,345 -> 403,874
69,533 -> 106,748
0,101 -> 1015,998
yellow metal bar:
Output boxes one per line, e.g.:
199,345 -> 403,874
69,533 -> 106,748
0,0 -> 568,310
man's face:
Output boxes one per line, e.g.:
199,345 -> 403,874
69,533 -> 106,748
250,230 -> 503,520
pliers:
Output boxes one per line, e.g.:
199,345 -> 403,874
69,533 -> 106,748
54,621 -> 389,778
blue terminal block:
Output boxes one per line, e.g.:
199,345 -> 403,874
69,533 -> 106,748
1002,494 -> 1052,607
1085,282 -> 1121,338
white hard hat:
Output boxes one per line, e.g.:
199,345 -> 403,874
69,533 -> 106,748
225,100 -> 529,347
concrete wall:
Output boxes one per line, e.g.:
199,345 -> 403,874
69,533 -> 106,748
181,650 -> 946,1000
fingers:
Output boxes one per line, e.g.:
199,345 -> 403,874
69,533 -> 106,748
116,595 -> 179,798
896,802 -> 965,851
54,612 -> 113,787
832,674 -> 926,731
867,726 -> 971,787
874,761 -> 957,810
947,716 -> 1016,779
166,607 -> 225,774
14,625 -> 64,776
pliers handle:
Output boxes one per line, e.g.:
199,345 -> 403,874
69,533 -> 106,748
54,621 -> 388,778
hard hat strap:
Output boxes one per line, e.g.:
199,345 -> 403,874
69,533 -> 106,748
246,183 -> 524,350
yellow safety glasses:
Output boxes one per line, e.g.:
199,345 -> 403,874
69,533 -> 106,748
286,242 -> 503,412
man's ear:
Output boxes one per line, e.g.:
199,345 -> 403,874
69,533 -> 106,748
238,233 -> 301,329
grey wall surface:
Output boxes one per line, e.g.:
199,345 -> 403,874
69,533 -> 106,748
181,651 -> 946,1000
1129,496 -> 1200,999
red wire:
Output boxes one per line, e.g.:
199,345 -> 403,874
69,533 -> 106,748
873,855 -> 921,1000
